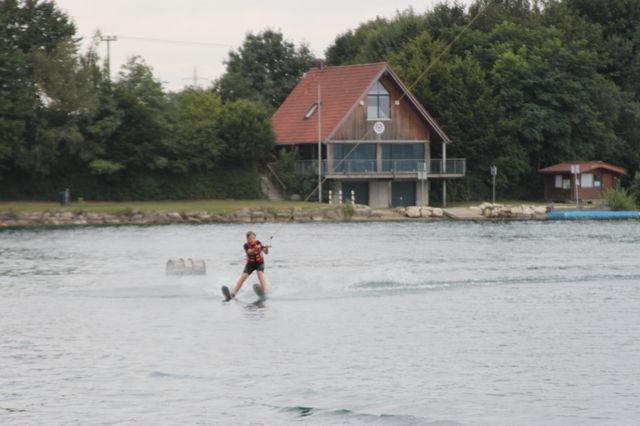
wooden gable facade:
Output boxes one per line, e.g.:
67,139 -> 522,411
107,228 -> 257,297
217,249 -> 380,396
272,62 -> 465,208
330,73 -> 432,142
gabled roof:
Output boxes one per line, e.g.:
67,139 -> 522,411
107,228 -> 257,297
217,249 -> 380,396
539,161 -> 627,175
272,62 -> 451,145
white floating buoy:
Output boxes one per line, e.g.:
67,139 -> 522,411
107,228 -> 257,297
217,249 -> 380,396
166,258 -> 206,275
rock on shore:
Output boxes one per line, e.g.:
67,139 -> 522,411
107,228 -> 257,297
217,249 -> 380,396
477,202 -> 547,218
395,206 -> 444,218
395,203 -> 547,219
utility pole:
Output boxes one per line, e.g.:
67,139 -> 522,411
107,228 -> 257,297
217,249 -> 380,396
99,35 -> 118,84
317,82 -> 322,203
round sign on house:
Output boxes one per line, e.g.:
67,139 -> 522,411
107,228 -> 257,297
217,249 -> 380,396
373,121 -> 385,135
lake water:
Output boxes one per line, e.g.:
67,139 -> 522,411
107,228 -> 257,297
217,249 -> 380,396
1,221 -> 639,425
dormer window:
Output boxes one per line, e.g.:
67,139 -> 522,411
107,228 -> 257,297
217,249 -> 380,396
304,102 -> 318,119
367,81 -> 390,120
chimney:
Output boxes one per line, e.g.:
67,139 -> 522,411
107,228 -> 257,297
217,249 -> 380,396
314,58 -> 325,70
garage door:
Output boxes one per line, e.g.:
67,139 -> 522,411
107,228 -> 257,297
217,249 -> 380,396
342,182 -> 369,205
392,181 -> 416,207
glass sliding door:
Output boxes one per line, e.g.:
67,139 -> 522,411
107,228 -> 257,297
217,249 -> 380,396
382,144 -> 425,172
333,144 -> 376,173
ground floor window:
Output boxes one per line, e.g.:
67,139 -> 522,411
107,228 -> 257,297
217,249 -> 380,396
555,175 -> 562,188
581,173 -> 594,188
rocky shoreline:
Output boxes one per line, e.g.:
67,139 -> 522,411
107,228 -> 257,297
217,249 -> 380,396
475,202 -> 548,218
0,206 -> 375,227
0,203 -> 549,228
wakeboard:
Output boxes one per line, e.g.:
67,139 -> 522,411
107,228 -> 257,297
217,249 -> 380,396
221,284 -> 266,306
252,283 -> 267,304
221,285 -> 232,302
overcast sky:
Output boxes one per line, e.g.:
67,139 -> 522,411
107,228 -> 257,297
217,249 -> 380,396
55,0 -> 472,92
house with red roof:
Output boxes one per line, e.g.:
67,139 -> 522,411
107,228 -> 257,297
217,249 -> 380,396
538,161 -> 627,203
271,61 -> 466,208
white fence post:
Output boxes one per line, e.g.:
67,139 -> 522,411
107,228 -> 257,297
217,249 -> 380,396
351,190 -> 355,205
338,190 -> 343,205
328,190 -> 333,205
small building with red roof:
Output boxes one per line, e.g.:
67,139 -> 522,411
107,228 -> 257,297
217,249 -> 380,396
538,161 -> 627,203
271,61 -> 465,208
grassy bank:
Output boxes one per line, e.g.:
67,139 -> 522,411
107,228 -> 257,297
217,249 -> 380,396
0,199 -> 323,216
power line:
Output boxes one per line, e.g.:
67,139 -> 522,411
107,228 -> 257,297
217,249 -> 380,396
116,35 -> 234,49
302,0 -> 497,203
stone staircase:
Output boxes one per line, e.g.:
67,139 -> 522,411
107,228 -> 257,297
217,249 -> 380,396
260,174 -> 285,201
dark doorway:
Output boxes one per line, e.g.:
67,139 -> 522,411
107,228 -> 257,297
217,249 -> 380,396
342,182 -> 369,205
392,181 -> 416,207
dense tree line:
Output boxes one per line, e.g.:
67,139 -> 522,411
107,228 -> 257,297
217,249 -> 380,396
326,0 -> 640,199
0,0 -> 311,200
2,0 -> 640,201
209,0 -> 640,201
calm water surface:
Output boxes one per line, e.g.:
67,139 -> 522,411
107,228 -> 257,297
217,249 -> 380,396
1,221 -> 639,425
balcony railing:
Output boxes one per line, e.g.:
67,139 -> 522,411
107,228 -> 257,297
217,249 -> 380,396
293,159 -> 466,177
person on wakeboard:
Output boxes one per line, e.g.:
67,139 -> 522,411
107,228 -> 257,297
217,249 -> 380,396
229,230 -> 271,299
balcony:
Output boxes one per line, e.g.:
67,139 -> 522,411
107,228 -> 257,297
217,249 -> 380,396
293,159 -> 466,179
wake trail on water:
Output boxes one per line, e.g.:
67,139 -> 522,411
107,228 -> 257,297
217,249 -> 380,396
237,270 -> 640,302
270,404 -> 459,426
55,248 -> 640,303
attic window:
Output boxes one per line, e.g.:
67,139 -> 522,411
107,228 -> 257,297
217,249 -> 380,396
367,81 -> 390,120
304,102 -> 318,119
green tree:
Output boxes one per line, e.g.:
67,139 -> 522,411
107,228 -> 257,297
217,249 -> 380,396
171,89 -> 224,173
219,99 -> 275,166
488,24 -> 622,166
0,2 -> 30,175
80,41 -> 124,174
214,29 -> 315,109
390,32 -> 500,199
565,0 -> 640,98
0,0 -> 97,176
326,10 -> 431,65
30,40 -> 100,170
108,57 -> 173,172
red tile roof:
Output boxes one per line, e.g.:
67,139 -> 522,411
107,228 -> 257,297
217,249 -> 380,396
272,62 -> 451,145
539,161 -> 627,175
273,63 -> 386,145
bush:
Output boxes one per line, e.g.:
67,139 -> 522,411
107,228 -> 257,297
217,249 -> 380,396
271,148 -> 321,198
605,186 -> 638,211
629,172 -> 640,205
0,168 -> 262,201
273,148 -> 303,194
342,203 -> 354,219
